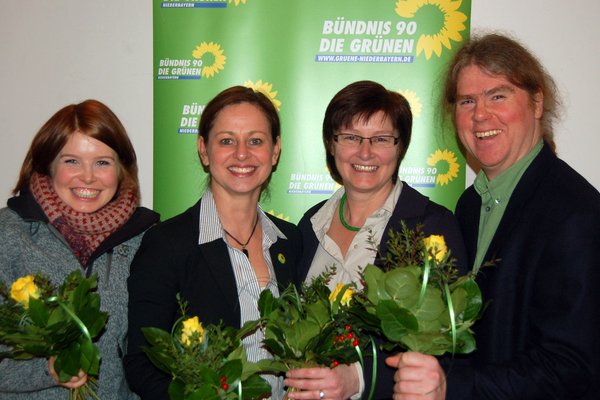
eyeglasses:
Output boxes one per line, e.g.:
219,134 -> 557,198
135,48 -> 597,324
333,133 -> 399,148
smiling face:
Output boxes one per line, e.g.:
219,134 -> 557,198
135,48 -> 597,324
51,131 -> 119,213
198,102 -> 280,198
455,64 -> 543,180
331,110 -> 401,198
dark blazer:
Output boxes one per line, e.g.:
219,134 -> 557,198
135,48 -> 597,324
124,199 -> 302,400
298,183 -> 467,400
447,142 -> 600,399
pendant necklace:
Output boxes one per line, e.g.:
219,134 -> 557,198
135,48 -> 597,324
339,193 -> 360,232
223,214 -> 259,257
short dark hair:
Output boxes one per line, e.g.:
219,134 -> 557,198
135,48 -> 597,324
442,33 -> 561,151
323,80 -> 412,184
14,99 -> 139,196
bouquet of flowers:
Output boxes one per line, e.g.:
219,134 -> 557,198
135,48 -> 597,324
357,223 -> 483,355
253,269 -> 366,373
0,270 -> 108,399
141,294 -> 271,400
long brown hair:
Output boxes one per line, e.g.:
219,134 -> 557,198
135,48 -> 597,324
442,33 -> 561,151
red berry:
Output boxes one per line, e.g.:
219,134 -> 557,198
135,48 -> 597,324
347,333 -> 353,339
352,339 -> 359,347
222,383 -> 229,391
332,360 -> 339,367
345,325 -> 351,331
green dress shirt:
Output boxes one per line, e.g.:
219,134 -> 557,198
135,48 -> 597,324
472,141 -> 543,273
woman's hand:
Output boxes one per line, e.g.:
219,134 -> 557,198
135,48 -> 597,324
385,352 -> 446,400
48,356 -> 88,389
284,364 -> 359,400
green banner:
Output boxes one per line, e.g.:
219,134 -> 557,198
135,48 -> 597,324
153,0 -> 471,223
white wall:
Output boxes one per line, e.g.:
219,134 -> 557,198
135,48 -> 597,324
1,1 -> 598,209
0,1 -> 154,205
469,1 -> 600,189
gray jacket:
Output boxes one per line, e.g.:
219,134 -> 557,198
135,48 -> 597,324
0,189 -> 159,400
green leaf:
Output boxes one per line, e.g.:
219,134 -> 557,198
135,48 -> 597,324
168,378 -> 186,400
226,345 -> 244,363
54,343 -> 82,381
456,277 -> 483,321
142,346 -> 177,374
416,317 -> 443,333
187,386 -> 219,400
46,306 -> 67,327
282,319 -> 321,355
85,312 -> 108,339
304,300 -> 330,328
27,297 -> 49,327
401,332 -> 451,355
78,338 -> 100,375
414,287 -> 445,322
348,303 -> 380,332
363,265 -> 387,305
246,359 -> 288,375
262,337 -> 286,358
449,287 -> 467,319
377,300 -> 418,342
238,319 -> 260,339
142,327 -> 173,347
454,330 -> 477,354
220,359 -> 243,383
257,290 -> 277,318
70,276 -> 92,312
241,374 -> 271,399
197,364 -> 219,383
383,268 -> 420,301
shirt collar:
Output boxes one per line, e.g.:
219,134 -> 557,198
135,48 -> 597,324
474,141 -> 543,203
310,181 -> 403,241
198,189 -> 286,245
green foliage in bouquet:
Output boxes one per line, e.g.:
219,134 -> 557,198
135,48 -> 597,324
359,223 -> 483,355
253,269 -> 366,372
0,270 -> 108,399
141,294 -> 270,400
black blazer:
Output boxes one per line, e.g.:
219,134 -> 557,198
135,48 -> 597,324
124,199 -> 302,399
447,142 -> 600,399
298,183 -> 467,399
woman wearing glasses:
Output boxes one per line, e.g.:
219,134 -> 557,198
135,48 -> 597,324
284,80 -> 466,399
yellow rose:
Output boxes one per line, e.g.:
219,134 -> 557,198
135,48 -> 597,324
10,275 -> 41,309
329,284 -> 354,306
180,316 -> 204,346
423,235 -> 448,262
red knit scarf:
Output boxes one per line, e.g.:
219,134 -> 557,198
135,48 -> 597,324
29,172 -> 139,267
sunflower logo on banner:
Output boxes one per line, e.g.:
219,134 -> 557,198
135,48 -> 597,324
396,0 -> 468,59
244,80 -> 282,111
152,0 -> 471,221
397,89 -> 422,119
192,42 -> 227,78
427,149 -> 460,186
